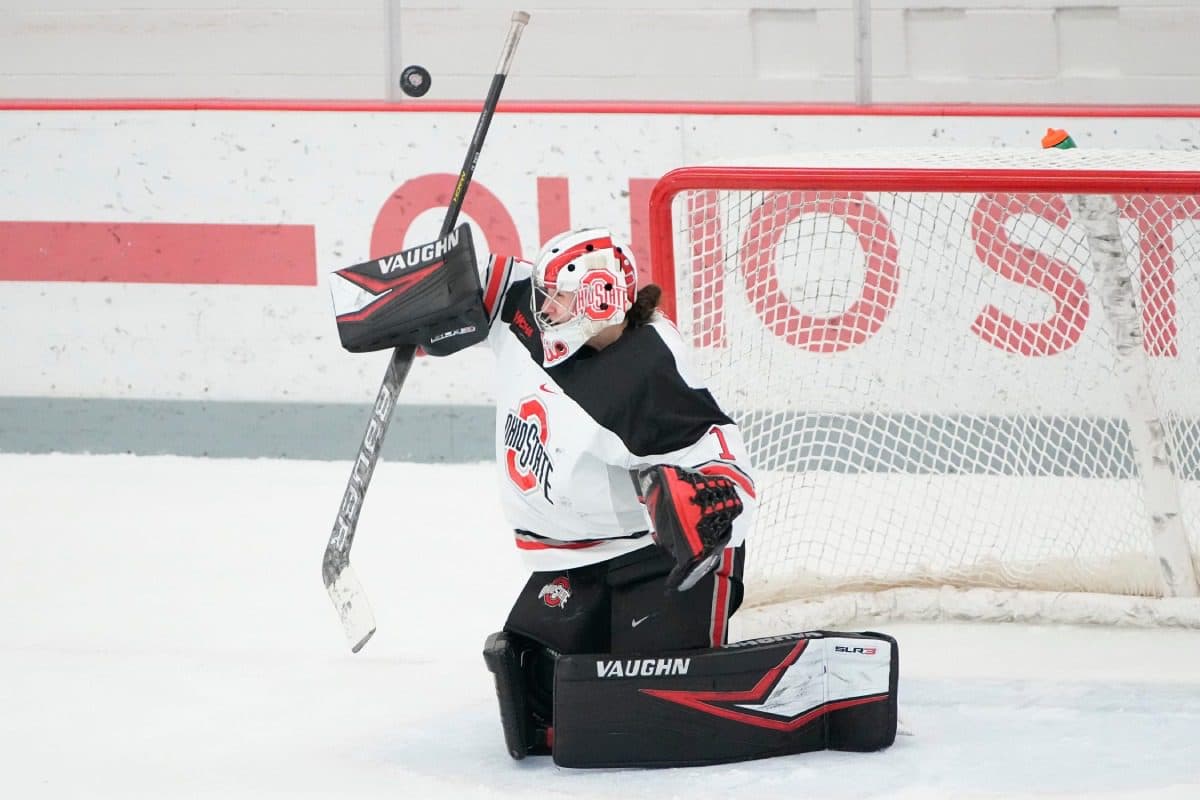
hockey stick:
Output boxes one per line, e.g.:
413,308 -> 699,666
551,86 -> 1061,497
323,10 -> 531,653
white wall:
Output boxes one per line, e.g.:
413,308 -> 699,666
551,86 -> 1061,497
2,2 -> 1199,104
3,106 -> 1200,408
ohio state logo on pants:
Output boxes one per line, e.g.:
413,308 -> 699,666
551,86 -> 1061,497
503,396 -> 554,502
538,576 -> 571,608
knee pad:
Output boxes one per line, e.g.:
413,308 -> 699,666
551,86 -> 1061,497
482,631 -> 554,759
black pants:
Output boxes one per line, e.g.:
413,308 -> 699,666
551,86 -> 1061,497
504,543 -> 746,656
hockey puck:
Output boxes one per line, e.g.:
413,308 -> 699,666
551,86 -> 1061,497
400,65 -> 432,98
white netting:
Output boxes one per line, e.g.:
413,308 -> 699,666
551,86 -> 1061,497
653,150 -> 1200,624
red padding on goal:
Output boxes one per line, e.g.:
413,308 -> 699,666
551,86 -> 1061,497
0,221 -> 317,285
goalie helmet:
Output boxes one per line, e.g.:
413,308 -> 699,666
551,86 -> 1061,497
531,227 -> 637,366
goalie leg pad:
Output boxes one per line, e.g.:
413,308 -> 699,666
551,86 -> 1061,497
482,631 -> 554,759
552,630 -> 898,769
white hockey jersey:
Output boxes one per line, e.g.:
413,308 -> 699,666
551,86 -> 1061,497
479,254 -> 757,572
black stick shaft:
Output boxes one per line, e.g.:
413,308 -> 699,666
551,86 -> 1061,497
324,11 -> 530,653
441,75 -> 505,238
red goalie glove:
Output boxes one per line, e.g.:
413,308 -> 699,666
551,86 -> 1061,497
633,465 -> 744,592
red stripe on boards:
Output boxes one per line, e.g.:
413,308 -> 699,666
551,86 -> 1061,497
5,99 -> 1200,118
0,221 -> 317,285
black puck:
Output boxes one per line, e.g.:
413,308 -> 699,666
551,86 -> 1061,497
400,65 -> 432,98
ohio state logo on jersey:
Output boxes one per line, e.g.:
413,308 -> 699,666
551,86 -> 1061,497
503,396 -> 555,502
538,576 -> 571,608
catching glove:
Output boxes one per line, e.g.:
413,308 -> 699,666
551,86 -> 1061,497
633,465 -> 743,592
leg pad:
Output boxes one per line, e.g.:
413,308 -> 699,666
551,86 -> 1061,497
552,630 -> 899,768
482,631 -> 553,759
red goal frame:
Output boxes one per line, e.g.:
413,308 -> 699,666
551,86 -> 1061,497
647,166 -> 1200,323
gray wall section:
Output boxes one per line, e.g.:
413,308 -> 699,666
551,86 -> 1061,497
5,398 -> 1196,479
742,412 -> 1142,477
0,398 -> 494,462
739,412 -> 1195,479
1,2 -> 1199,104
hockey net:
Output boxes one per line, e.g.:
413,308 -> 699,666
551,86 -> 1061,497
648,149 -> 1200,628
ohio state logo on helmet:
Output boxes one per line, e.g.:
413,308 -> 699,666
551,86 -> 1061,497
502,396 -> 554,502
538,576 -> 571,608
577,268 -> 628,322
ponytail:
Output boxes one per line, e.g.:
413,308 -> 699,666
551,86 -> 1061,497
626,284 -> 662,327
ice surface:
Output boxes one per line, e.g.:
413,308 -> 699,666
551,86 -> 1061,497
2,454 -> 1198,799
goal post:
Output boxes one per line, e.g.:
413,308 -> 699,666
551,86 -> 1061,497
648,149 -> 1200,628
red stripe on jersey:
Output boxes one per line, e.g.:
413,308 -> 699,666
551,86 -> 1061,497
698,463 -> 757,499
709,548 -> 735,647
482,255 -> 512,317
514,535 -> 603,551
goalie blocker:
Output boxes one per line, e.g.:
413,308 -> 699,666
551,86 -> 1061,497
486,630 -> 898,768
330,223 -> 488,356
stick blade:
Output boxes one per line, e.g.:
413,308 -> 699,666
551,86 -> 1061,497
325,561 -> 377,653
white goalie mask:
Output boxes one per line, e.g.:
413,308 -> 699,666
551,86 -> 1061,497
531,227 -> 637,366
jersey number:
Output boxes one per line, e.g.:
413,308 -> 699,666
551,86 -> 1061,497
708,425 -> 736,461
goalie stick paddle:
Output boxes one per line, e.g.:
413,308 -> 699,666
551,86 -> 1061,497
323,10 -> 531,653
